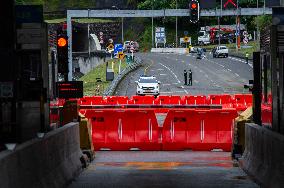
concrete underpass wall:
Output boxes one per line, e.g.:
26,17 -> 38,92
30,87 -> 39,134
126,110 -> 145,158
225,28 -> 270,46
241,124 -> 284,188
0,122 -> 82,188
74,55 -> 107,75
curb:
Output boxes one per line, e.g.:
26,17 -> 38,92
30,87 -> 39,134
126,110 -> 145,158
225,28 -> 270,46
103,57 -> 143,96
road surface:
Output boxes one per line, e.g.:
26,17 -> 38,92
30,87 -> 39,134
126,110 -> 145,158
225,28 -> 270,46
115,52 -> 253,96
69,151 -> 259,188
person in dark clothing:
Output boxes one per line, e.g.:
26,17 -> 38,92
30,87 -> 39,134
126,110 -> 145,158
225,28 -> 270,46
188,69 -> 193,86
184,70 -> 188,85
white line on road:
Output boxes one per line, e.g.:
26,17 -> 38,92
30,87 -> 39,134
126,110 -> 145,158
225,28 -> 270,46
235,73 -> 240,77
157,68 -> 164,71
159,63 -> 181,84
162,84 -> 171,86
160,74 -> 167,76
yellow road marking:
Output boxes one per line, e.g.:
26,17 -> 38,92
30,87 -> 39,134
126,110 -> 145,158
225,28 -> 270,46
144,60 -> 154,75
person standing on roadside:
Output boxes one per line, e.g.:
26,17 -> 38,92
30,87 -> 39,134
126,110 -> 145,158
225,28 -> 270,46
184,70 -> 188,85
245,52 -> 249,64
188,69 -> 193,86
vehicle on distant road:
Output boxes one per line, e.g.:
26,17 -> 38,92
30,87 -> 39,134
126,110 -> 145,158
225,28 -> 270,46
212,46 -> 229,58
135,76 -> 160,97
124,41 -> 139,53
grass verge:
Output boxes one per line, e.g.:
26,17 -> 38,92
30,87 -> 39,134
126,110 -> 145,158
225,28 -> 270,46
79,58 -> 128,96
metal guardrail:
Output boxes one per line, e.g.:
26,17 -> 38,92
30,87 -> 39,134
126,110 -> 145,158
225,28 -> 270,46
103,57 -> 143,96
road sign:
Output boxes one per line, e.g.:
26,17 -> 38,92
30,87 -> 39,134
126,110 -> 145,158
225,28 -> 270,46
155,27 -> 166,44
184,37 -> 190,43
114,44 -> 123,55
126,55 -> 132,64
107,43 -> 114,51
184,31 -> 189,36
118,52 -> 125,60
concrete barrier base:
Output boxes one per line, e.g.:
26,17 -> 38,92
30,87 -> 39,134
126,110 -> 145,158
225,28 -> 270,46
0,122 -> 83,188
240,123 -> 284,188
151,48 -> 189,54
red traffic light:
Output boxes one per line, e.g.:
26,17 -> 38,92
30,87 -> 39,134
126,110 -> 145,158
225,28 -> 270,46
191,2 -> 197,9
57,37 -> 67,47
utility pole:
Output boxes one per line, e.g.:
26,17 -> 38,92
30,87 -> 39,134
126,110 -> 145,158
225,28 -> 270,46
218,0 -> 222,45
122,17 -> 124,44
88,9 -> 90,62
176,0 -> 178,48
152,0 -> 154,48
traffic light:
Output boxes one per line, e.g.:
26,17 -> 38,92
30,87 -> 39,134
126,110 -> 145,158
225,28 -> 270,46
189,0 -> 199,23
57,32 -> 68,76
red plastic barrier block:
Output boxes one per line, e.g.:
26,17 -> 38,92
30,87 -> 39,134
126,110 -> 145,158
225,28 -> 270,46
155,96 -> 171,105
155,96 -> 182,105
162,109 -> 237,151
207,109 -> 237,151
182,95 -> 207,105
129,110 -> 160,150
130,96 -> 155,104
79,96 -> 104,106
261,104 -> 272,125
104,96 -> 129,105
162,110 -> 196,150
90,109 -> 160,151
208,94 -> 233,108
233,94 -> 248,111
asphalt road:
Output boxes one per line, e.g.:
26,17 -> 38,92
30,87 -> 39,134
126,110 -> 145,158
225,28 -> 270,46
69,151 -> 259,188
115,52 -> 253,96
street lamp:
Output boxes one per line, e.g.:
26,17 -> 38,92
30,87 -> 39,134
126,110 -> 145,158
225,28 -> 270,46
112,6 -> 124,44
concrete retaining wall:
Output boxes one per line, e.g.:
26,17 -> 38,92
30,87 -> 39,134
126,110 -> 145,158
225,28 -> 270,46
0,122 -> 82,188
151,48 -> 189,54
240,123 -> 284,188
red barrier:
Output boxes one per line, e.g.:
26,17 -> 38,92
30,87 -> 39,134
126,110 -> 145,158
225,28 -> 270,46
129,96 -> 155,105
208,94 -> 233,108
162,109 -> 237,151
233,94 -> 252,111
182,95 -> 207,105
79,96 -> 104,106
155,96 -> 181,105
261,104 -> 272,125
90,109 -> 160,150
104,96 -> 129,105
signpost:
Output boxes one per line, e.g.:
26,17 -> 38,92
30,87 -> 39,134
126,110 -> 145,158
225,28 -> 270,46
118,52 -> 125,74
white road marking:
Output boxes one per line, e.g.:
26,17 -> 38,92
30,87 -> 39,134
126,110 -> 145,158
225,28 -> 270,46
162,84 -> 171,86
235,73 -> 240,77
184,89 -> 189,94
194,80 -> 199,83
160,74 -> 167,76
160,91 -> 173,94
227,69 -> 232,72
157,68 -> 164,71
159,63 -> 181,84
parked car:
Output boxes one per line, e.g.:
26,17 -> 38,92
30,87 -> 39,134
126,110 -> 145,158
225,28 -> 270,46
213,46 -> 229,58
